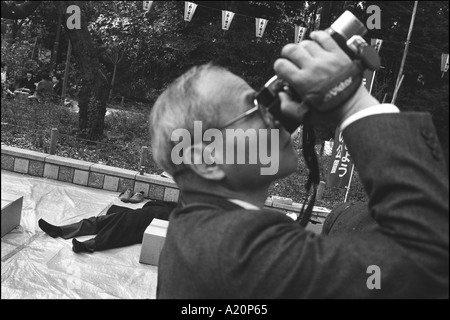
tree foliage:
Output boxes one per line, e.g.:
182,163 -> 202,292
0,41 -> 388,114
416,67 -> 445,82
1,1 -> 448,143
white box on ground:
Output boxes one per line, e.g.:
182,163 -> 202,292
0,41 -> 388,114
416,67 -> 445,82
139,218 -> 169,266
272,195 -> 293,205
1,192 -> 23,237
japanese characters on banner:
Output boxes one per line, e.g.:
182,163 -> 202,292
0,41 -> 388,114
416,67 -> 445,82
327,128 -> 353,188
255,18 -> 268,38
441,53 -> 449,76
363,38 -> 383,93
222,10 -> 235,30
294,26 -> 307,44
143,1 -> 153,12
372,38 -> 383,53
184,2 -> 198,22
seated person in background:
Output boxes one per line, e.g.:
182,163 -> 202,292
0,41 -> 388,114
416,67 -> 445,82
0,63 -> 14,99
38,199 -> 178,253
152,31 -> 448,299
52,74 -> 62,100
15,70 -> 36,95
1,63 -> 6,96
29,73 -> 53,102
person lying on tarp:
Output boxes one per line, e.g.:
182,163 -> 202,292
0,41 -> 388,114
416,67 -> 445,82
38,199 -> 178,253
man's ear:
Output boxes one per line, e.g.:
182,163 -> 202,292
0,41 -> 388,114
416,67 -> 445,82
183,144 -> 226,181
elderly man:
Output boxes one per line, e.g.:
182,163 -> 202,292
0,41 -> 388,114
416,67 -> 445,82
150,31 -> 448,298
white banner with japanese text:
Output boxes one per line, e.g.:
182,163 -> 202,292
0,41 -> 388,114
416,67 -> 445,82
294,26 -> 307,43
441,53 -> 449,72
327,128 -> 353,188
222,10 -> 235,30
143,1 -> 153,11
184,2 -> 197,22
363,38 -> 383,92
255,18 -> 268,38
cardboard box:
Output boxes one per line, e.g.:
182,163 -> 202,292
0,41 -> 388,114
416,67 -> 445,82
139,218 -> 169,266
1,192 -> 23,237
271,195 -> 293,205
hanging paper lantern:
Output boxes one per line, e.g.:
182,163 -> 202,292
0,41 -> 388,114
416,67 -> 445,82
441,53 -> 449,72
371,38 -> 383,53
294,26 -> 307,43
255,18 -> 268,38
184,2 -> 198,22
222,10 -> 235,30
143,1 -> 153,11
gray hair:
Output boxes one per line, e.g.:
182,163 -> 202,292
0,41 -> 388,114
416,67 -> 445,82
149,63 -> 228,175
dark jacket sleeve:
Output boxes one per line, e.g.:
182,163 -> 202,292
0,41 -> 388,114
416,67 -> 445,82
342,112 -> 448,292
219,112 -> 448,299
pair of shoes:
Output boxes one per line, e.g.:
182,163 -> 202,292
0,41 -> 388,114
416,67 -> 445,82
129,191 -> 145,203
119,188 -> 145,203
119,188 -> 134,202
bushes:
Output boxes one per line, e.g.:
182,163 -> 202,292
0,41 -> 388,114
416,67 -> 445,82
269,146 -> 368,208
1,40 -> 40,86
1,98 -> 368,209
1,99 -> 157,172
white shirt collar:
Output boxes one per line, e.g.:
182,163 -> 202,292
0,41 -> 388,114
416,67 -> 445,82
228,199 -> 260,210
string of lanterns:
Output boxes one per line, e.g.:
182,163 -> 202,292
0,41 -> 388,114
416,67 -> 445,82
144,1 -> 308,43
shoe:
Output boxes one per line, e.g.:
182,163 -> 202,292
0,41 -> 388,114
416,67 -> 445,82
128,191 -> 145,203
119,188 -> 134,202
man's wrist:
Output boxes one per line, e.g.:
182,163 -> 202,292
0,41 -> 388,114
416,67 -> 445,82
338,85 -> 380,127
340,103 -> 400,131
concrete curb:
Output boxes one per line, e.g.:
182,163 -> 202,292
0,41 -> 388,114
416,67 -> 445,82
1,145 -> 330,218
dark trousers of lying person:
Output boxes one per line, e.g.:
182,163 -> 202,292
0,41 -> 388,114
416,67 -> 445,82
39,199 -> 178,253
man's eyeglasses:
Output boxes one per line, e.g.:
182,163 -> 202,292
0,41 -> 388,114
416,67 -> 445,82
218,96 -> 278,130
172,95 -> 279,179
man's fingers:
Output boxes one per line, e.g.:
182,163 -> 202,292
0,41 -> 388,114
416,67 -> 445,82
300,40 -> 324,56
278,91 -> 309,121
309,31 -> 341,53
273,58 -> 308,87
280,43 -> 312,67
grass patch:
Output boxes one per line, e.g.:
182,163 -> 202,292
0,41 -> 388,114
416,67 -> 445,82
1,98 -> 368,209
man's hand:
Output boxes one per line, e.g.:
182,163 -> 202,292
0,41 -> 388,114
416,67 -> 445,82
274,31 -> 379,126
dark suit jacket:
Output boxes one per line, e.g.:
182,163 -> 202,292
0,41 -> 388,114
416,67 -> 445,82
35,79 -> 53,98
19,77 -> 36,93
156,112 -> 449,299
59,199 -> 178,251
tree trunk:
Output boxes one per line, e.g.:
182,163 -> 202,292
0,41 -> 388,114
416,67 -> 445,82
108,52 -> 120,102
50,12 -> 62,74
77,76 -> 109,139
309,4 -> 319,31
319,1 -> 333,31
61,1 -> 109,140
108,62 -> 117,102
